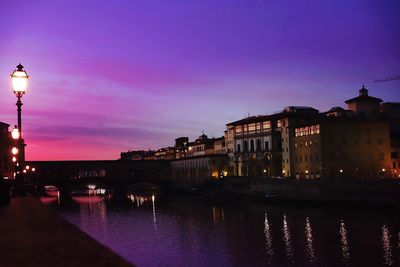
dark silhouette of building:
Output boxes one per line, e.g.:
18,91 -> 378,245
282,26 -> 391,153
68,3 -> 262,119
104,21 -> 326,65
0,122 -> 13,179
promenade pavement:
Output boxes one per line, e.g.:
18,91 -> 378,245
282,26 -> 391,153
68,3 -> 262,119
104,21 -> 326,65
0,197 -> 134,267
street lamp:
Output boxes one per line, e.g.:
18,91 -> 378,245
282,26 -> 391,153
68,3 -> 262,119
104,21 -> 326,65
11,125 -> 20,140
10,63 -> 29,194
11,64 -> 29,142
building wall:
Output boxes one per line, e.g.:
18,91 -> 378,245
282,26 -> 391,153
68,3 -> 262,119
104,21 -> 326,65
171,155 -> 228,183
293,120 -> 392,179
0,123 -> 13,179
293,124 -> 322,179
348,102 -> 380,117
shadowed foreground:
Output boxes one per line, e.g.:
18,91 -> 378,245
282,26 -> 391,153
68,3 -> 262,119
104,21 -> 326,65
0,197 -> 134,267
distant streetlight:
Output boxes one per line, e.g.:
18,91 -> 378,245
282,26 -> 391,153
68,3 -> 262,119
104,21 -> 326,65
11,147 -> 18,155
10,63 -> 29,194
11,125 -> 19,140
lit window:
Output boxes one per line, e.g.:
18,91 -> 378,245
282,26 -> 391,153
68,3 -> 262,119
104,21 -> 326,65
235,126 -> 242,133
315,125 -> 320,134
277,120 -> 282,127
248,123 -> 256,131
262,121 -> 271,129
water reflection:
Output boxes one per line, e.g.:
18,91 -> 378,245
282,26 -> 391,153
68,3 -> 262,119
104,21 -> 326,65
339,219 -> 350,266
283,214 -> 295,264
382,224 -> 393,266
127,193 -> 154,207
264,213 -> 273,264
78,200 -> 108,240
212,207 -> 225,224
56,196 -> 400,267
305,217 -> 316,263
152,195 -> 157,231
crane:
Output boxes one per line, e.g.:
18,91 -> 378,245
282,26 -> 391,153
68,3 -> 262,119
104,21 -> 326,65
373,75 -> 400,83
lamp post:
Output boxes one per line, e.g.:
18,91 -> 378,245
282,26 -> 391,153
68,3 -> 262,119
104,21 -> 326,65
10,64 -> 29,194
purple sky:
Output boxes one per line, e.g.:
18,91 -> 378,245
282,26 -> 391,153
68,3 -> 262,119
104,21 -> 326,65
0,0 -> 399,160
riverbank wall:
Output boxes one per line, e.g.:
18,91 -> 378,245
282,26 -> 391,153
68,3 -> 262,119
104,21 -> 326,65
217,177 -> 400,204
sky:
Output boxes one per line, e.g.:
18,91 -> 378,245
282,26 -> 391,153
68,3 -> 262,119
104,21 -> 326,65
0,0 -> 399,160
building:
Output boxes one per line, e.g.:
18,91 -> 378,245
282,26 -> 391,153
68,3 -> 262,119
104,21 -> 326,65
213,136 -> 226,154
380,102 -> 400,177
345,85 -> 382,117
186,133 -> 215,157
154,147 -> 176,160
171,154 -> 229,183
292,118 -> 391,179
226,106 -> 320,178
120,150 -> 155,160
0,122 -> 14,179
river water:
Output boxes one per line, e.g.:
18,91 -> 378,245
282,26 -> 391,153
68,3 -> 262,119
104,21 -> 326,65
46,194 -> 400,267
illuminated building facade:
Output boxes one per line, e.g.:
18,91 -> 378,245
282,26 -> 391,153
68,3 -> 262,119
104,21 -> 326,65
293,118 -> 391,179
226,107 -> 320,178
171,154 -> 229,182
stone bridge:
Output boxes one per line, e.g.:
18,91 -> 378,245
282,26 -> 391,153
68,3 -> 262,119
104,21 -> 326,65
26,160 -> 172,201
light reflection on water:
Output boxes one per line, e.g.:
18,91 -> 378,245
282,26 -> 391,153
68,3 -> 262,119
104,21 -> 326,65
339,219 -> 350,266
283,214 -> 295,264
264,213 -> 273,264
305,217 -> 316,263
51,196 -> 400,267
382,224 -> 393,266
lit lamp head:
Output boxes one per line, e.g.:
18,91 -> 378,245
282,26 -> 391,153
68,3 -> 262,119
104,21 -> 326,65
11,147 -> 18,155
10,64 -> 29,97
11,125 -> 20,140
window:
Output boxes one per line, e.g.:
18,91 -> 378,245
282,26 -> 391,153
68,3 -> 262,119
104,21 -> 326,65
243,124 -> 248,132
235,126 -> 242,133
277,120 -> 282,127
250,139 -> 255,151
295,128 -> 299,137
265,141 -> 269,151
248,123 -> 256,131
256,139 -> 261,151
300,128 -> 304,136
256,123 -> 261,130
244,140 -> 248,152
305,126 -> 310,135
310,125 -> 315,135
263,121 -> 271,129
237,144 -> 241,152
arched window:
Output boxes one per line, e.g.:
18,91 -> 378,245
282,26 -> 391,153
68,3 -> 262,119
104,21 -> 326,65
250,139 -> 255,152
244,140 -> 248,152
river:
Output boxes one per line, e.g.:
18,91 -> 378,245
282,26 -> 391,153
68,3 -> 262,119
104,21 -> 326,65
44,193 -> 400,267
